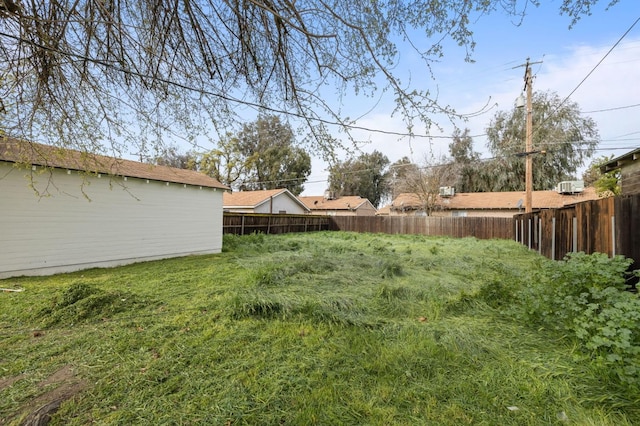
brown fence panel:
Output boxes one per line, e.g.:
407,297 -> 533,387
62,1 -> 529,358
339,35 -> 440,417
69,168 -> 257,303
575,197 -> 615,257
223,213 -> 330,235
329,216 -> 514,239
557,207 -> 577,259
515,195 -> 640,266
615,194 -> 640,270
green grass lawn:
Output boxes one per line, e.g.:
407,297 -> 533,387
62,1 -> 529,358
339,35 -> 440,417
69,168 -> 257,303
1,231 -> 638,425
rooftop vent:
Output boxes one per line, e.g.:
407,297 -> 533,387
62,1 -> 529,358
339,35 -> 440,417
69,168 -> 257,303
556,180 -> 584,194
439,186 -> 455,197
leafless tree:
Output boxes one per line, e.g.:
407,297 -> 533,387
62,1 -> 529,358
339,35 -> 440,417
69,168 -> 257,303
394,155 -> 457,215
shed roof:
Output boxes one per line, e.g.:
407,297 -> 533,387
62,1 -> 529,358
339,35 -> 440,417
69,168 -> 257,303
390,187 -> 599,211
298,195 -> 375,211
223,189 -> 310,211
0,138 -> 228,189
600,148 -> 640,173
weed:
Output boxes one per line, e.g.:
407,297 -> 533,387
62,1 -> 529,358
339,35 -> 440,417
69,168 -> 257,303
513,252 -> 640,385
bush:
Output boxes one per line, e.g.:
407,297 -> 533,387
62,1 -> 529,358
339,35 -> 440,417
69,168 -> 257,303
516,252 -> 640,384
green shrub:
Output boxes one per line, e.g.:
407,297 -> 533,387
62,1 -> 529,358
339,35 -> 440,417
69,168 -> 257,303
516,252 -> 640,384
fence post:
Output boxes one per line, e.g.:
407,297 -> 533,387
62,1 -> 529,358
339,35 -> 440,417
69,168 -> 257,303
538,218 -> 542,254
515,219 -> 519,242
528,218 -> 532,249
551,217 -> 556,261
241,215 -> 245,235
611,216 -> 616,257
572,217 -> 578,252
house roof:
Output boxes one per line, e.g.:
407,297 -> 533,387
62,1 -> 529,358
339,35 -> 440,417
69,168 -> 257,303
390,187 -> 600,211
375,204 -> 391,216
600,148 -> 640,173
0,138 -> 228,189
298,195 -> 375,211
223,189 -> 310,211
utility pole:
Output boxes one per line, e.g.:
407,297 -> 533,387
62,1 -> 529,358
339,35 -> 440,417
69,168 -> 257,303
515,58 -> 542,213
524,60 -> 533,213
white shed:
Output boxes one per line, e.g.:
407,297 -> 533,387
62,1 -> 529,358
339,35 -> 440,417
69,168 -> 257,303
0,139 -> 229,279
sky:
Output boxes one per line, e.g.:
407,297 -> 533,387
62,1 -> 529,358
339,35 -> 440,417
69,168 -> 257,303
298,1 -> 640,196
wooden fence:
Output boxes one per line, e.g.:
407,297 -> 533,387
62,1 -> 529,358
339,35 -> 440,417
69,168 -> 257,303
224,213 -> 513,239
514,194 -> 639,269
223,194 -> 638,270
223,213 -> 331,235
329,216 -> 514,240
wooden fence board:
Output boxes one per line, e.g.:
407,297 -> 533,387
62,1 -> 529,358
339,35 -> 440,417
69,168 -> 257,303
615,195 -> 640,270
330,216 -> 514,240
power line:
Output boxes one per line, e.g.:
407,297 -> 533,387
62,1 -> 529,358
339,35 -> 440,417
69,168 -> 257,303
583,103 -> 640,113
0,31 -> 473,141
534,15 -> 640,136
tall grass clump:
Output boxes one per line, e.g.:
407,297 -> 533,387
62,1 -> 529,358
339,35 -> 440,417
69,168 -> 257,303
34,281 -> 150,327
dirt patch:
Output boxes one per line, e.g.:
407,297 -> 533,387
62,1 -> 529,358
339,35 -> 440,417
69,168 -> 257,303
37,365 -> 76,388
1,365 -> 87,426
0,374 -> 25,391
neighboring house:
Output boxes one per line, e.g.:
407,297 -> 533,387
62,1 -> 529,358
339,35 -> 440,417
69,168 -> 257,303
0,139 -> 228,279
298,194 -> 377,216
600,148 -> 640,196
383,187 -> 600,218
223,189 -> 310,214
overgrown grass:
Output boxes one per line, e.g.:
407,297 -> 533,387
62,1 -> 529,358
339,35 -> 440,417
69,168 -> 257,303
1,231 -> 638,425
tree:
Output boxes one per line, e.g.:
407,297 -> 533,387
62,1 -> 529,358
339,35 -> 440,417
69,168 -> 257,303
233,115 -> 311,195
189,115 -> 310,194
449,128 -> 480,164
146,145 -> 194,169
481,91 -> 599,191
328,151 -> 390,208
392,155 -> 458,215
446,128 -> 483,193
0,1 -> 617,158
388,157 -> 421,199
582,155 -> 621,197
190,135 -> 247,189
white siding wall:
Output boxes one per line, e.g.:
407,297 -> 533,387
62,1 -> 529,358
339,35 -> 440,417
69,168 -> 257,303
0,162 -> 223,278
254,194 -> 307,214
